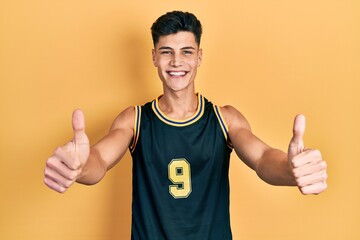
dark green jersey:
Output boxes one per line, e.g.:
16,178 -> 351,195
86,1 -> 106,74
130,94 -> 233,240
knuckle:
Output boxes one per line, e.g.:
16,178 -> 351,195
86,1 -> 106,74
321,172 -> 327,182
324,172 -> 328,180
54,147 -> 62,154
44,169 -> 51,179
45,161 -> 55,170
297,179 -> 306,187
302,187 -> 314,195
68,171 -> 78,181
69,161 -> 81,170
292,168 -> 301,178
44,178 -> 66,193
297,175 -> 310,187
312,149 -> 322,157
44,167 -> 57,180
321,160 -> 327,169
320,176 -> 325,182
63,180 -> 73,188
58,186 -> 67,194
291,159 -> 299,168
73,161 -> 81,169
43,178 -> 50,187
46,157 -> 56,166
292,168 -> 297,177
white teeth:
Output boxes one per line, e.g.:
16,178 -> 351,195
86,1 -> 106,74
168,71 -> 186,76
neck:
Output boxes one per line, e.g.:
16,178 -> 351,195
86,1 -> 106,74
158,90 -> 198,120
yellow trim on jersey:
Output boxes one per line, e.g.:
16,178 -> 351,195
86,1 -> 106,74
130,106 -> 141,153
152,94 -> 205,127
213,105 -> 233,149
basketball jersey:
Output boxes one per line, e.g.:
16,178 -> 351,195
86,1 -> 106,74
129,94 -> 233,240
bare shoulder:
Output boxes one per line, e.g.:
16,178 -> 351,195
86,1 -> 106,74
218,105 -> 251,132
110,106 -> 136,132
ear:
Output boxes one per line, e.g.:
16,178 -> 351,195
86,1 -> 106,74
197,48 -> 203,67
152,49 -> 157,67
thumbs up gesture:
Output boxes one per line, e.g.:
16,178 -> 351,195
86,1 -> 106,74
288,115 -> 328,195
44,109 -> 90,193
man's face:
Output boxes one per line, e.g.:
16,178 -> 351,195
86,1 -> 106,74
152,31 -> 202,93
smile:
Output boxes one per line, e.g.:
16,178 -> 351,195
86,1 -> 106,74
167,71 -> 187,76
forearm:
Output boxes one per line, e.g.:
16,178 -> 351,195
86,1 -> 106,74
256,148 -> 297,186
76,148 -> 107,185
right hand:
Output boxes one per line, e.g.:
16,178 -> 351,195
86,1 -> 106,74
44,109 -> 90,193
288,114 -> 328,195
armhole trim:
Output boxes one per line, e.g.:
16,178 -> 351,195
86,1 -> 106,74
130,106 -> 141,153
213,105 -> 233,149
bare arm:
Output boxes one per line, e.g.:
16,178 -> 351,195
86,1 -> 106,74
220,105 -> 327,194
76,106 -> 135,185
221,105 -> 295,186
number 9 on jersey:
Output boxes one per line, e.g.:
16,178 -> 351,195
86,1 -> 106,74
168,158 -> 192,199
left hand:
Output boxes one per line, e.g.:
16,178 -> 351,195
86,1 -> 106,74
288,114 -> 328,195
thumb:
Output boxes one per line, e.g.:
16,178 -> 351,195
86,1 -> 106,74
72,109 -> 86,146
288,114 -> 306,160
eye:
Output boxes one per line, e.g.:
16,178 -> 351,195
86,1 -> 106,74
183,51 -> 193,55
160,51 -> 172,55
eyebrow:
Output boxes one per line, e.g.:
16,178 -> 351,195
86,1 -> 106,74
158,46 -> 196,50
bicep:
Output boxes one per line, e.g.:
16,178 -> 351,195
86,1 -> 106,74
222,106 -> 271,170
229,128 -> 271,170
91,107 -> 135,170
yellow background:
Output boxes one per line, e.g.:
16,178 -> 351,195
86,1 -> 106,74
1,0 -> 359,239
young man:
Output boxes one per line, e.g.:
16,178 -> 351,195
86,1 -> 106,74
44,11 -> 327,239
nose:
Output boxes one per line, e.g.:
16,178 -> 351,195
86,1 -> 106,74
170,53 -> 183,67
